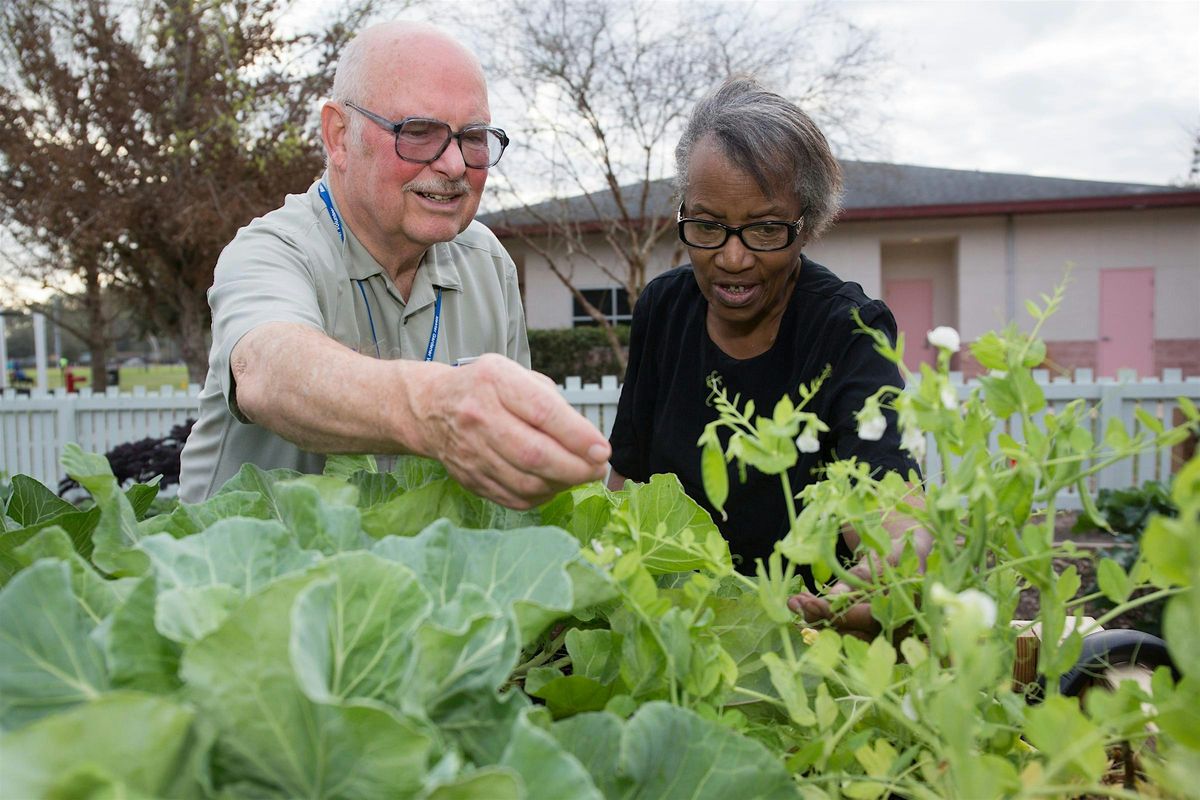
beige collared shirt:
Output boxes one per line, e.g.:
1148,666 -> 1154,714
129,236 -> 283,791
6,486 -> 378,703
179,177 -> 530,502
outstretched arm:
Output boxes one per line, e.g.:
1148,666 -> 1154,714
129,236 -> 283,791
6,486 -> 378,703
232,322 -> 611,509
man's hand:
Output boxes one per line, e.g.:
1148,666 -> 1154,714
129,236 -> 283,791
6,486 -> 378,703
408,354 -> 610,509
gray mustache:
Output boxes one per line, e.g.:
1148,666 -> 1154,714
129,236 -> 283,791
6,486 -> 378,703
405,178 -> 471,196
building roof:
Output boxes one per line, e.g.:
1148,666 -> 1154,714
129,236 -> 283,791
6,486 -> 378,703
480,160 -> 1200,233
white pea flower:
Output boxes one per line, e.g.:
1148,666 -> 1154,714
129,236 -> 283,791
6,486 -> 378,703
901,426 -> 926,461
901,694 -> 919,722
940,385 -> 959,411
927,326 -> 961,353
591,539 -> 604,555
795,427 -> 821,453
613,547 -> 623,557
929,582 -> 955,605
958,589 -> 997,628
856,406 -> 887,441
930,582 -> 997,630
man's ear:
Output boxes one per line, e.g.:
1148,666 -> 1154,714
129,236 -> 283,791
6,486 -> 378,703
321,101 -> 349,170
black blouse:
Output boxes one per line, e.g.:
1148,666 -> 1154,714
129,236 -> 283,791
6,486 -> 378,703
609,257 -> 918,571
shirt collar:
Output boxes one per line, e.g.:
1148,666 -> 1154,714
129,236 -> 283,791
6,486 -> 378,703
310,174 -> 464,292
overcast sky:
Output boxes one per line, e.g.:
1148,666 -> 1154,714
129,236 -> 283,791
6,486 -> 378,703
831,0 -> 1199,185
298,0 -> 1197,188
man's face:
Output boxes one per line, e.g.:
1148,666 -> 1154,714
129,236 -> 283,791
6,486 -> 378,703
339,52 -> 491,254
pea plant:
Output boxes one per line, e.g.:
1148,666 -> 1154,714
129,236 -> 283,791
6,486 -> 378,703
686,282 -> 1200,798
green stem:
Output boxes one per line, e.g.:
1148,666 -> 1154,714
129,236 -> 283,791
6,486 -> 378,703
820,696 -> 873,762
1089,586 -> 1181,629
729,685 -> 784,705
778,621 -> 797,665
780,470 -> 797,527
1064,590 -> 1108,609
1031,425 -> 1192,501
511,627 -> 570,676
731,571 -> 758,592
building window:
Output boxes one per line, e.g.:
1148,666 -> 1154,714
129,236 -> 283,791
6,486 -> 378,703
572,287 -> 632,327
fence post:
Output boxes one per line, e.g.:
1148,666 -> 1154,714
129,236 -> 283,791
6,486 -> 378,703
57,394 -> 76,469
1096,379 -> 1132,490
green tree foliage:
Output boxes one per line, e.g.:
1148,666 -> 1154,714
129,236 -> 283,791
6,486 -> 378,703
0,0 -> 388,383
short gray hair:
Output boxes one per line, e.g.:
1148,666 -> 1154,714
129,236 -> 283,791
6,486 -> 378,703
327,30 -> 373,151
330,31 -> 370,107
675,76 -> 843,239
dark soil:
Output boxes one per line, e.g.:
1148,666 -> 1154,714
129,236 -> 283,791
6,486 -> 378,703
1013,511 -> 1164,637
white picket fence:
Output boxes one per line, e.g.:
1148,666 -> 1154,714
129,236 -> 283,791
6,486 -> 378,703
920,369 -> 1200,509
2,371 -> 1197,509
0,376 -> 624,489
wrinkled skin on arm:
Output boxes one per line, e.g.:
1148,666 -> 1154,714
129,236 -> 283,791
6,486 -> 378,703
232,322 -> 611,509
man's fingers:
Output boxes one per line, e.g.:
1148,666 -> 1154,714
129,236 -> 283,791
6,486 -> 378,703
457,425 -> 594,507
486,358 -> 611,467
431,356 -> 611,507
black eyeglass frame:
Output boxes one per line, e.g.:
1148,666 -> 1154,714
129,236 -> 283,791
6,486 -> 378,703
676,202 -> 806,252
344,101 -> 510,168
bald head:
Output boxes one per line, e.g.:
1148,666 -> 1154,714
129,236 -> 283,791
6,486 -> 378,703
331,22 -> 486,108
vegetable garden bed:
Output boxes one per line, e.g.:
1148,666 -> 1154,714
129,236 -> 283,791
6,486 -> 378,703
1,292 -> 1198,799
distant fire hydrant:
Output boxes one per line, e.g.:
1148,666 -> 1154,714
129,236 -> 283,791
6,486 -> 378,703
65,367 -> 88,393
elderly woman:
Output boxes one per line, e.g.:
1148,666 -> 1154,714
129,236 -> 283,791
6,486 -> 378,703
607,77 -> 923,614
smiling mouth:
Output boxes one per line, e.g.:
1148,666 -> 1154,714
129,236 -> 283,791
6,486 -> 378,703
415,191 -> 461,203
713,283 -> 759,307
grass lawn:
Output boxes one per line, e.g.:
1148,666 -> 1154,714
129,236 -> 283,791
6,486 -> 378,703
8,364 -> 193,392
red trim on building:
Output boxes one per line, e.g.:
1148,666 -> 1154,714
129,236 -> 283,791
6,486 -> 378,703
489,192 -> 1200,235
839,192 -> 1200,222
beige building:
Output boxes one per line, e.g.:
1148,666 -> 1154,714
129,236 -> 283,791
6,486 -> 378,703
482,162 -> 1200,377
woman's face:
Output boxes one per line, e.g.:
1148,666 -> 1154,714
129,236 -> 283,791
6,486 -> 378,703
683,136 -> 805,347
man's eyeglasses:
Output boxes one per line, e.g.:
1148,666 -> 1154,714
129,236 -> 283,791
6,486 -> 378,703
344,101 -> 509,169
677,202 -> 805,252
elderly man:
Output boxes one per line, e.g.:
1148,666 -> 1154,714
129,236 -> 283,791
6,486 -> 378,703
179,21 -> 610,508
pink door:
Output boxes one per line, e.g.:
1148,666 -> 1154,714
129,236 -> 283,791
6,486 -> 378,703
1098,268 -> 1155,377
884,279 -> 935,374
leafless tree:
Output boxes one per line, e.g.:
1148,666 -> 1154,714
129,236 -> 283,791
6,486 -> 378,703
1188,124 -> 1200,186
479,0 -> 888,370
0,0 -> 393,385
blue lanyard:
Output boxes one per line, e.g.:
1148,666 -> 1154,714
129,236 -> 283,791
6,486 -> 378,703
424,288 -> 442,361
321,182 -> 441,362
317,182 -> 343,242
354,281 -> 442,362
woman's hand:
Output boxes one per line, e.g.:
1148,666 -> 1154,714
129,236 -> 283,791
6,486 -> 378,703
788,560 -> 879,641
788,488 -> 931,640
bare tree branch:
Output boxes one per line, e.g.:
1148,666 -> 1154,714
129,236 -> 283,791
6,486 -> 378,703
480,0 -> 888,371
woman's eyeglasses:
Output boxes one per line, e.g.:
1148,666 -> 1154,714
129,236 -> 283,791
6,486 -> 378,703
677,202 -> 805,252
